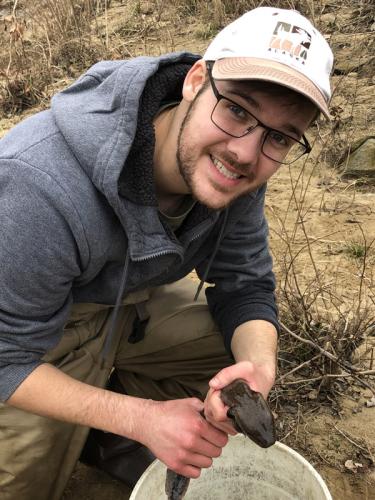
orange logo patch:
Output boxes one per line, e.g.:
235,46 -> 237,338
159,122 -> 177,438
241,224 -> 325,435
269,22 -> 311,63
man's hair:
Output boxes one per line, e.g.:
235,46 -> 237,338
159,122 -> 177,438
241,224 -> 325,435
200,68 -> 319,122
240,80 -> 316,109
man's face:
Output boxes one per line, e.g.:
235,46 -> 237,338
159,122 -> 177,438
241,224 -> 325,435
177,73 -> 316,210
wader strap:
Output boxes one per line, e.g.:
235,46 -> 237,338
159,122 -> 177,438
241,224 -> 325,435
128,301 -> 150,344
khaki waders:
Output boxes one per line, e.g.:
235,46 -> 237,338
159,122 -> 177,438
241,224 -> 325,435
0,278 -> 233,499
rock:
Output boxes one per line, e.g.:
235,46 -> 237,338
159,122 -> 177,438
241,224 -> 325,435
340,136 -> 375,181
332,33 -> 374,76
308,389 -> 319,400
320,13 -> 337,26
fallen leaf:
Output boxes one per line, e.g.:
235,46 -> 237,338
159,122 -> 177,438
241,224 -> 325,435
344,460 -> 363,473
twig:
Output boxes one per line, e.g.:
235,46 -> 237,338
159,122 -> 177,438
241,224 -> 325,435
312,443 -> 332,466
346,372 -> 375,396
334,425 -> 374,462
280,321 -> 343,361
280,321 -> 363,372
277,371 -> 375,386
12,0 -> 18,16
306,236 -> 342,244
279,323 -> 375,393
279,428 -> 295,442
277,354 -> 321,382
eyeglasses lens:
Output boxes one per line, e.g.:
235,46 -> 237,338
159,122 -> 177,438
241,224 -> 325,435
211,97 -> 307,164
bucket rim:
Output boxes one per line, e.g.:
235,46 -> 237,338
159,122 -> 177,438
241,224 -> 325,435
130,437 -> 332,500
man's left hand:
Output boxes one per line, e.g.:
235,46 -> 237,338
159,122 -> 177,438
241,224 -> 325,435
203,360 -> 275,434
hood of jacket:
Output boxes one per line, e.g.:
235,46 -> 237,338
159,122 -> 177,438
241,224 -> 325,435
52,51 -> 199,203
51,52 -> 204,261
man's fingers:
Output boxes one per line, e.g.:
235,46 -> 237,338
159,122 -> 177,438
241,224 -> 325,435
204,390 -> 229,422
204,405 -> 237,435
203,388 -> 237,435
176,464 -> 201,479
188,452 -> 213,469
172,445 -> 225,478
202,420 -> 230,446
169,444 -> 221,478
206,417 -> 237,435
189,397 -> 205,412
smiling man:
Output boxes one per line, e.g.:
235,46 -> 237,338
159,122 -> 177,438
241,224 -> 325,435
0,7 -> 333,499
156,62 -> 317,211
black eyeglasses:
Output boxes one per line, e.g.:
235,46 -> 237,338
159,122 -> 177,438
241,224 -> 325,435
206,63 -> 311,165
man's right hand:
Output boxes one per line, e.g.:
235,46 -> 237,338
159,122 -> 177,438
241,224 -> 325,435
136,397 -> 228,478
8,364 -> 228,479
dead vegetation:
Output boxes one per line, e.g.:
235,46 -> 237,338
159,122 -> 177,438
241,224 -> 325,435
271,185 -> 375,395
0,0 -> 114,113
0,0 -> 374,495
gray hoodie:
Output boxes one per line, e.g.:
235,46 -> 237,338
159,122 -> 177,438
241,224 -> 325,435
0,52 -> 277,402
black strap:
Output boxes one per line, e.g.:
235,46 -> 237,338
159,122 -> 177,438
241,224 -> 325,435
128,316 -> 149,344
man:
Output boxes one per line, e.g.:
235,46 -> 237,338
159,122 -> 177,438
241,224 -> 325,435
0,6 -> 333,499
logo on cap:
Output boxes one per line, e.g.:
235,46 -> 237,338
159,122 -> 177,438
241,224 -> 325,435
268,22 -> 311,64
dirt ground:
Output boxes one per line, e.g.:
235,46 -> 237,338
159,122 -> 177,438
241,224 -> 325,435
1,0 -> 374,498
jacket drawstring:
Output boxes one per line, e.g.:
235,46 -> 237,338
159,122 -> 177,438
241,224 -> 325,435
194,208 -> 229,302
101,251 -> 130,367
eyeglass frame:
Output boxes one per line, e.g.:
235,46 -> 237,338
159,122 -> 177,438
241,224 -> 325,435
205,62 -> 312,165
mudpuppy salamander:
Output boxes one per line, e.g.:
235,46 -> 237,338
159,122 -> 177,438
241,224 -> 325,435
165,378 -> 276,499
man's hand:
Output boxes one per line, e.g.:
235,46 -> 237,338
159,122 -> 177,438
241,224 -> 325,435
204,319 -> 278,435
8,364 -> 228,480
203,360 -> 274,434
138,398 -> 228,478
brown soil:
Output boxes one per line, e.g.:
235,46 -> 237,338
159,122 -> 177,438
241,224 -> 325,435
1,1 -> 374,499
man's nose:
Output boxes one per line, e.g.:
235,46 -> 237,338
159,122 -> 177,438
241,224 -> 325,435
226,127 -> 265,165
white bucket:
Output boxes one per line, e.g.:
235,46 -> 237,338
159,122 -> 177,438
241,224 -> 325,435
130,435 -> 332,500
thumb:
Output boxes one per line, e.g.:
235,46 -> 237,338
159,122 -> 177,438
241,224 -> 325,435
208,366 -> 237,390
209,362 -> 255,390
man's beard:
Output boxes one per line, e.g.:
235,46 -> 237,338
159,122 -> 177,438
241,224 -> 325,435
176,97 -> 256,210
176,100 -> 197,198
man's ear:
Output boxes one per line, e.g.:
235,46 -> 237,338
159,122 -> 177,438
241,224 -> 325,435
182,59 -> 207,102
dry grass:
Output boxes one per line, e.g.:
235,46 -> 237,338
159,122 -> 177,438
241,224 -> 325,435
0,0 -> 114,113
0,0 -> 322,114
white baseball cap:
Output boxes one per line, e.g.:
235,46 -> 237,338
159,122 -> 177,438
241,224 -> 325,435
203,7 -> 334,118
